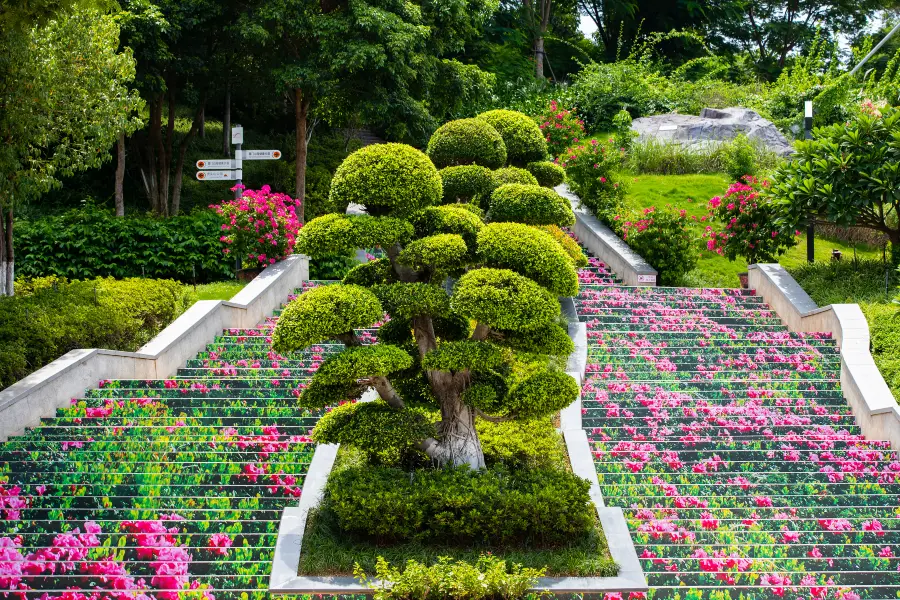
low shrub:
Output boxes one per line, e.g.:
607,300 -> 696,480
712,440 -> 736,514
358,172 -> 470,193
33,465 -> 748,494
439,165 -> 495,203
556,139 -> 627,221
325,463 -> 594,545
525,161 -> 565,188
355,555 -> 545,600
0,277 -> 191,390
477,109 -> 548,166
787,259 -> 898,306
477,418 -> 567,470
212,186 -> 302,268
491,166 -> 538,188
16,207 -> 234,282
535,100 -> 585,158
721,133 -> 759,182
488,184 -> 574,228
705,178 -> 799,265
614,206 -> 697,286
426,119 -> 507,170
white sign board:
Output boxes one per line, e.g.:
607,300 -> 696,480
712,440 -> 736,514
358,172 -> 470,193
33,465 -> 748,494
231,126 -> 244,145
658,125 -> 678,132
196,170 -> 242,181
637,274 -> 657,284
196,159 -> 236,169
243,149 -> 282,160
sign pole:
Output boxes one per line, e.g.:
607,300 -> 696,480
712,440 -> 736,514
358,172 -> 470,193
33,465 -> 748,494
233,123 -> 243,200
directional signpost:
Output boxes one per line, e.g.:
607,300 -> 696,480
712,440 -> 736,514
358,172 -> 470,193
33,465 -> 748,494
195,124 -> 281,198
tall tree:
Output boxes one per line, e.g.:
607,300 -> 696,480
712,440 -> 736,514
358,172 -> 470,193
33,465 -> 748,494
0,9 -> 142,295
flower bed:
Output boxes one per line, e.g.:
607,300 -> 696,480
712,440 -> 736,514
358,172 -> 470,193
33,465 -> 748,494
573,240 -> 900,599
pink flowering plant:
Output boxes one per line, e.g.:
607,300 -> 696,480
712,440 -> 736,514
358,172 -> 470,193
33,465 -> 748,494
213,185 -> 302,268
555,137 -> 627,221
705,177 -> 799,265
536,100 -> 586,158
613,206 -> 697,286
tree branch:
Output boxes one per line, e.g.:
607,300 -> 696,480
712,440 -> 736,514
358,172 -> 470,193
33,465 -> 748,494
336,332 -> 362,347
475,408 -> 517,423
470,322 -> 491,341
372,375 -> 405,409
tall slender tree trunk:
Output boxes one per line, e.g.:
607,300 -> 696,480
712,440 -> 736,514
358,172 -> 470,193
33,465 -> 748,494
3,208 -> 13,296
294,88 -> 310,224
0,207 -> 6,296
199,106 -> 205,139
145,96 -> 163,214
115,132 -> 126,217
223,85 -> 231,158
534,36 -> 545,79
534,0 -> 551,80
171,103 -> 206,216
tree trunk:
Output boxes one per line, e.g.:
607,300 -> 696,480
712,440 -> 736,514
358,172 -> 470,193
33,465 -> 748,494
115,132 -> 126,217
223,85 -> 231,158
422,392 -> 485,469
534,36 -> 545,79
170,102 -> 206,216
3,208 -> 13,297
199,106 -> 205,139
0,208 -> 6,296
145,96 -> 163,214
294,88 -> 310,223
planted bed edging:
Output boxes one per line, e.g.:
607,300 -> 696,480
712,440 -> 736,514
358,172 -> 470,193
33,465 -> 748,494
0,254 -> 310,442
268,301 -> 649,597
749,263 -> 900,448
555,184 -> 658,287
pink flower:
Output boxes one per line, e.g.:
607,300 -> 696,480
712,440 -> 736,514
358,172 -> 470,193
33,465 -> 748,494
208,533 -> 232,556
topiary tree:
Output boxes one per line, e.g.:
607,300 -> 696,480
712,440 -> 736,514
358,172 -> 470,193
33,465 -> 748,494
526,161 -> 566,188
426,118 -> 507,170
274,142 -> 581,468
477,109 -> 548,166
491,166 -> 539,188
439,165 -> 495,204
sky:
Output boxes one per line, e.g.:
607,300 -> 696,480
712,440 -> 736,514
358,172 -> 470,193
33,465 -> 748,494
579,15 -> 598,39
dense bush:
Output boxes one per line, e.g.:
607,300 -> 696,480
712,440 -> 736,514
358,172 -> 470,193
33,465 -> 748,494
488,184 -> 574,227
477,418 -> 567,470
477,109 -> 548,165
613,206 -> 697,286
309,253 -> 359,280
426,118 -> 508,169
721,134 -> 760,182
16,207 -> 233,282
535,100 -> 585,158
570,60 -> 672,131
439,165 -> 495,203
706,178 -> 799,265
525,161 -> 565,188
491,167 -> 538,189
555,139 -> 627,221
0,277 -> 191,389
325,463 -> 594,545
212,186 -> 302,268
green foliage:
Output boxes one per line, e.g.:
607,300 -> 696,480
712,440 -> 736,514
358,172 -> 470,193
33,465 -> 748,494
614,206 -> 698,286
422,341 -> 506,372
788,259 -> 898,305
536,225 -> 588,267
426,119 -> 507,169
16,208 -> 234,282
300,379 -> 363,409
0,277 -> 190,389
310,254 -> 359,281
626,137 -> 782,176
452,269 -> 559,332
770,109 -> 900,263
297,214 -> 415,258
477,418 -> 567,471
313,401 -> 436,463
439,165 -> 496,203
476,223 -> 578,296
491,167 -> 539,188
372,283 -> 451,319
489,184 -> 574,227
329,144 -> 442,218
314,345 -> 414,385
411,205 -> 484,248
525,161 -> 565,188
570,61 -> 671,132
722,134 -> 760,182
272,284 -> 382,353
556,139 -> 627,222
325,464 -> 594,545
476,109 -> 548,166
342,259 -> 395,287
503,363 -> 579,418
492,322 -> 574,356
397,234 -> 468,272
612,109 -> 638,153
355,555 -> 544,600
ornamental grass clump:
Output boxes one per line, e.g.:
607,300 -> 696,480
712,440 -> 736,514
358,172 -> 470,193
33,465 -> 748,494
705,176 -> 799,265
274,141 -> 582,470
212,185 -> 302,268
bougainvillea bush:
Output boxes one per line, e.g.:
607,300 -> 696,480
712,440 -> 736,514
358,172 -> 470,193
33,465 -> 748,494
705,177 -> 799,265
535,100 -> 586,158
213,185 -> 302,268
613,206 -> 697,286
555,138 -> 627,221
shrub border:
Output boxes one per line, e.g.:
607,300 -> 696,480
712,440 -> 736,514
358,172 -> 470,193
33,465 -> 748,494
268,300 -> 648,596
555,184 -> 658,287
0,255 -> 310,441
749,264 -> 900,447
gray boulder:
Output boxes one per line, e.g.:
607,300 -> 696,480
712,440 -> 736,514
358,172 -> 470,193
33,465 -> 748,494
631,107 -> 795,156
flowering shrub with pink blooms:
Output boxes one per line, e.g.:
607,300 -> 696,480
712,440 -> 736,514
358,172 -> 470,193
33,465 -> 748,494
212,185 -> 302,268
613,206 -> 697,286
536,100 -> 586,158
555,137 -> 627,220
705,177 -> 799,265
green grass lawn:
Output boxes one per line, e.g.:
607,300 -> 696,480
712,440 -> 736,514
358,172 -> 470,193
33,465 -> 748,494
627,174 -> 886,288
190,281 -> 247,301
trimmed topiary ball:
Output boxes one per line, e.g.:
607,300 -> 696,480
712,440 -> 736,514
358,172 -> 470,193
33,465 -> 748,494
526,161 -> 565,188
451,268 -> 559,331
439,165 -> 496,203
489,183 -> 575,227
426,118 -> 507,170
491,166 -> 538,187
329,143 -> 442,218
477,109 -> 548,165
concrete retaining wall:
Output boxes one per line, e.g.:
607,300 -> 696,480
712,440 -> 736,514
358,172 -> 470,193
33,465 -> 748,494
555,184 -> 658,287
0,254 -> 309,441
749,263 -> 900,449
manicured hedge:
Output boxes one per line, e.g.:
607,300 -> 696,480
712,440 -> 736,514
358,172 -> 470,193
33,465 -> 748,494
0,277 -> 191,390
16,208 -> 233,282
